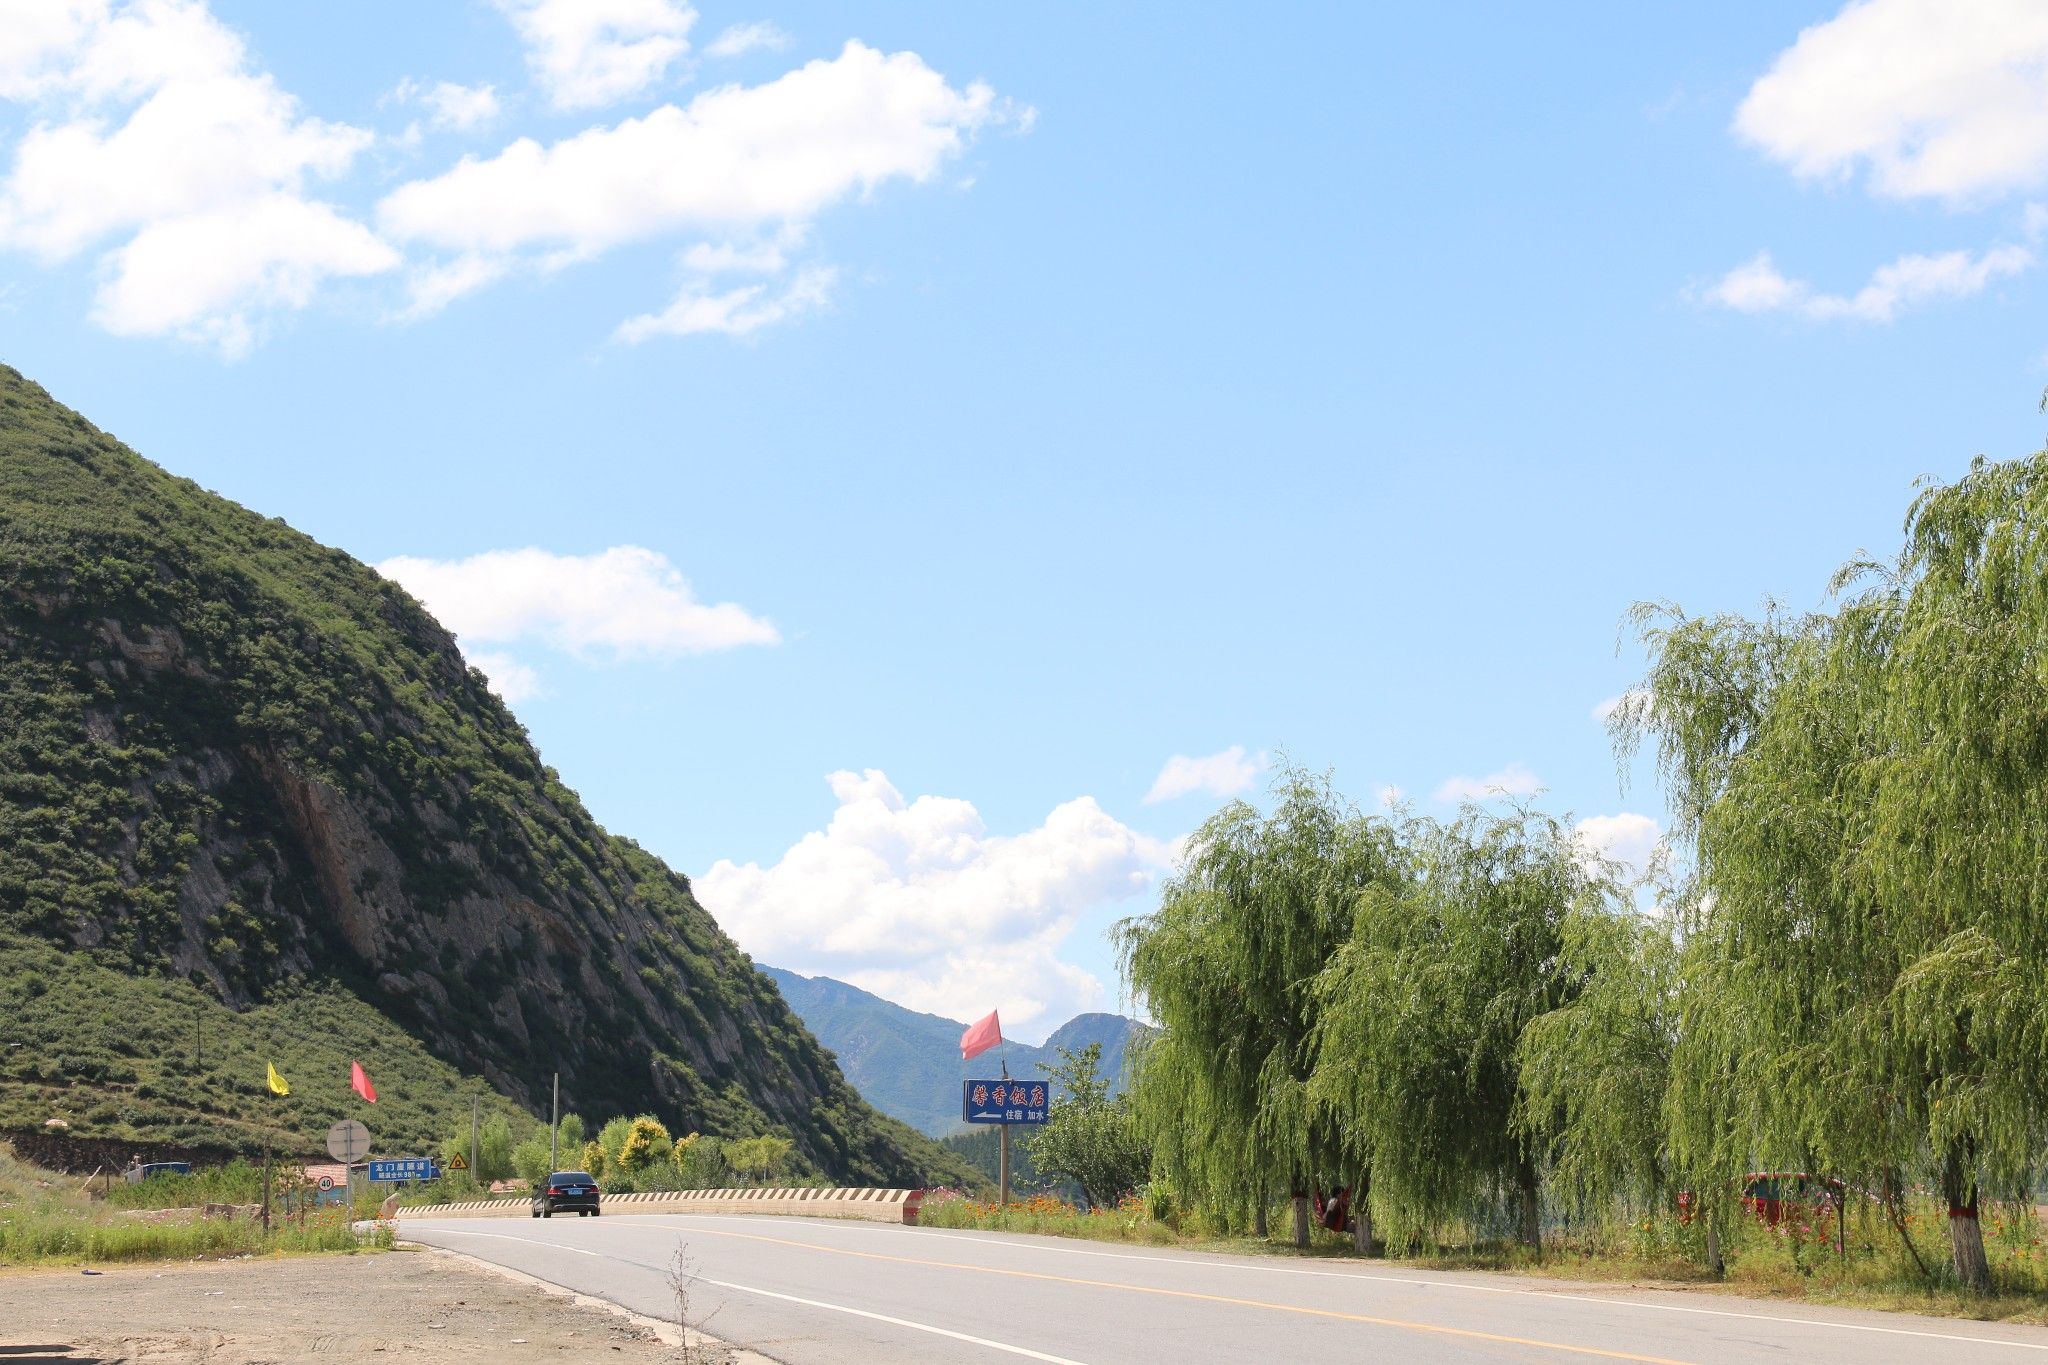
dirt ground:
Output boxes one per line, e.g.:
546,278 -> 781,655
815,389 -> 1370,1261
0,1247 -> 738,1364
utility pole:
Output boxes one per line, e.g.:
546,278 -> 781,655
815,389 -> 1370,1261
998,1058 -> 1011,1208
549,1072 -> 559,1174
469,1097 -> 480,1188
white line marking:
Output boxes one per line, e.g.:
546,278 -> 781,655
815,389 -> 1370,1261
625,1214 -> 2048,1353
412,1225 -> 1096,1364
692,1274 -> 1096,1365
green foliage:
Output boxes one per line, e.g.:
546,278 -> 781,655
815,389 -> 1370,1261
0,364 -> 971,1190
438,1114 -> 517,1185
0,937 -> 523,1157
1310,806 -> 1631,1246
674,1133 -> 727,1188
1618,448 -> 2048,1290
1512,903 -> 1677,1217
1029,1043 -> 1151,1208
618,1116 -> 674,1175
1117,764 -> 1400,1231
726,1133 -> 795,1184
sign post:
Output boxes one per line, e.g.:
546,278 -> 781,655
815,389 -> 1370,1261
962,1078 -> 1049,1207
327,1120 -> 370,1219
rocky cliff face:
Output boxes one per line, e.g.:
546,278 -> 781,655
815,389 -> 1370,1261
0,366 -> 955,1184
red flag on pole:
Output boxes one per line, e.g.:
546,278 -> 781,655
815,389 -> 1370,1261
960,1010 -> 1002,1061
350,1060 -> 378,1104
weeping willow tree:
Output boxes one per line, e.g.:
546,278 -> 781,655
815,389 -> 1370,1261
1310,806 -> 1627,1250
1513,899 -> 1679,1222
1116,765 -> 1400,1247
1619,451 -> 2048,1293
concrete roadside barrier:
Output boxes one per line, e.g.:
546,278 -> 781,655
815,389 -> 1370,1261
399,1186 -> 926,1225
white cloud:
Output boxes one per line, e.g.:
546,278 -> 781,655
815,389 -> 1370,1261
93,194 -> 396,357
1592,689 -> 1650,723
1574,812 -> 1663,883
1737,0 -> 2048,203
697,769 -> 1172,1031
392,78 -> 500,131
1433,762 -> 1543,804
705,21 -> 788,59
615,263 -> 834,341
376,40 -> 1004,316
0,0 -> 388,353
376,545 -> 779,658
1142,746 -> 1262,805
380,40 -> 997,255
495,0 -> 695,111
397,252 -> 511,320
466,650 -> 545,704
1700,244 -> 2032,322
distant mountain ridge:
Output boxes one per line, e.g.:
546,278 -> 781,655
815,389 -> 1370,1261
763,967 -> 1152,1136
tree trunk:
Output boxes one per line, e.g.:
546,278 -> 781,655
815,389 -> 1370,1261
1704,1214 -> 1723,1277
1352,1170 -> 1374,1257
1292,1192 -> 1310,1249
1944,1142 -> 1991,1294
1515,1155 -> 1541,1252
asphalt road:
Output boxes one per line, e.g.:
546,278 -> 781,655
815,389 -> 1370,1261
401,1213 -> 2048,1364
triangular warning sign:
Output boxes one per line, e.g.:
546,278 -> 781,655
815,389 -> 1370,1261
449,1152 -> 468,1170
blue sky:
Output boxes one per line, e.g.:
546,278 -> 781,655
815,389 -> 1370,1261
6,1 -> 2048,1039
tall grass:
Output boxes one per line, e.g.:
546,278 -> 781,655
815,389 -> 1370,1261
0,1144 -> 388,1267
0,1206 -> 374,1266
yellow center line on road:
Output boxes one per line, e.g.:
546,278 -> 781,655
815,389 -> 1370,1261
675,1224 -> 1698,1365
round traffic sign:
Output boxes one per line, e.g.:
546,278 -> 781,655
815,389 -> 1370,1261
326,1119 -> 370,1163
317,1174 -> 335,1191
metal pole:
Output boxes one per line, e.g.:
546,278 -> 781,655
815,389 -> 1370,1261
549,1072 -> 559,1174
469,1096 -> 480,1188
261,1133 -> 272,1233
999,1123 -> 1011,1209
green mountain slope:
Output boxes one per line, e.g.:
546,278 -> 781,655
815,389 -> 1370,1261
763,967 -> 1151,1136
0,365 -> 971,1187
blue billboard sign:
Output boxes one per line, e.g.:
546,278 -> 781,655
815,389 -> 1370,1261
367,1157 -> 439,1182
963,1079 -> 1050,1125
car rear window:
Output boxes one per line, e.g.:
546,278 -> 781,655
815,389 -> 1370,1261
551,1172 -> 593,1183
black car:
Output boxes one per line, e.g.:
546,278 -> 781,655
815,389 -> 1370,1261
533,1170 -> 601,1218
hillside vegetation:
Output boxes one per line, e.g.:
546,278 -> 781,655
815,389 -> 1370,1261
0,365 -> 971,1188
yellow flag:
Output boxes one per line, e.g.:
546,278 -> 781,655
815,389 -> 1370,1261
266,1060 -> 290,1096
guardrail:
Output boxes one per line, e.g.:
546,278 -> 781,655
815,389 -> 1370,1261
397,1186 -> 925,1225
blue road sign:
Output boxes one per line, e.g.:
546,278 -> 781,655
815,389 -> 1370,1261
963,1078 -> 1050,1125
367,1157 -> 439,1182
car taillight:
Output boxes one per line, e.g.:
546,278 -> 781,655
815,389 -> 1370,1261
547,1186 -> 563,1195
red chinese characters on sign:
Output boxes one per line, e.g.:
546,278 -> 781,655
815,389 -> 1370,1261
993,1085 -> 1009,1106
1031,1085 -> 1046,1106
972,1083 -> 989,1105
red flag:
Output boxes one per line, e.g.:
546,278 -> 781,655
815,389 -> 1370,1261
960,1010 -> 1002,1061
350,1060 -> 378,1104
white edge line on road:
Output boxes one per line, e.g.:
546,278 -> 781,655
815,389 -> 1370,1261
413,1226 -> 1098,1365
692,1273 -> 1097,1365
623,1214 -> 2048,1354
